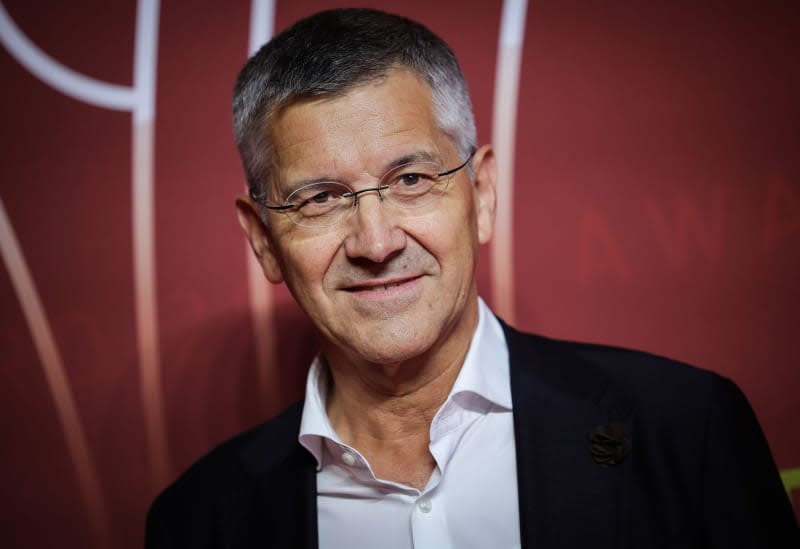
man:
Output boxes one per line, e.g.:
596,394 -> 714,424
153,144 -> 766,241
146,8 -> 798,548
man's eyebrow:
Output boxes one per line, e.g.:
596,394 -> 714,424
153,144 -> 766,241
279,176 -> 337,200
382,151 -> 440,173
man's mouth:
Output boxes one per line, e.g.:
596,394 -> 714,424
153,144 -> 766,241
343,276 -> 421,293
364,281 -> 404,291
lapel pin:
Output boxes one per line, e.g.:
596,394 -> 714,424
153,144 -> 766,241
589,422 -> 631,467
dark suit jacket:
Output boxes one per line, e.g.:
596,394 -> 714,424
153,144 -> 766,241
146,323 -> 799,548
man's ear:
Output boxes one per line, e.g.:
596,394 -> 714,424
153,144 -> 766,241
235,195 -> 284,284
470,144 -> 497,245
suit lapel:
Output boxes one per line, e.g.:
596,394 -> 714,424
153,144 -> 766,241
235,403 -> 319,549
503,323 -> 634,549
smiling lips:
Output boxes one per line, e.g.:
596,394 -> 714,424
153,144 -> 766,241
343,275 -> 422,293
363,280 -> 405,291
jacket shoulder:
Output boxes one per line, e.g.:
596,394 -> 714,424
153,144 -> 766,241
158,400 -> 303,499
503,324 -> 725,411
145,401 -> 307,548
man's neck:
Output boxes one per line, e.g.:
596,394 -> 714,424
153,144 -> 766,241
327,364 -> 458,488
325,346 -> 464,435
320,301 -> 479,489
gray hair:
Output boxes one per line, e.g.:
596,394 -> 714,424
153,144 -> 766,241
232,8 -> 477,204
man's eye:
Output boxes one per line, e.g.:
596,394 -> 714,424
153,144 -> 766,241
387,161 -> 440,189
392,169 -> 437,186
389,169 -> 437,197
309,191 -> 334,203
399,173 -> 423,186
289,182 -> 349,211
298,190 -> 343,211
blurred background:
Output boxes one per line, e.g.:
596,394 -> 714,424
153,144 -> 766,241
1,1 -> 798,547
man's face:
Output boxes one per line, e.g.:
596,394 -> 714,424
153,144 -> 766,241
239,69 -> 496,368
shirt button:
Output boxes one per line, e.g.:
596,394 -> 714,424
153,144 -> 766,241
416,496 -> 432,513
341,451 -> 357,466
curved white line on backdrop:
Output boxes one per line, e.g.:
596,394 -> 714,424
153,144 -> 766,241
0,199 -> 111,547
0,2 -> 135,110
0,0 -> 168,501
131,0 -> 168,490
246,0 -> 279,418
491,0 -> 528,325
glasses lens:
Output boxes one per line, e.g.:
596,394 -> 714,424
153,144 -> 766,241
285,181 -> 352,227
382,162 -> 445,209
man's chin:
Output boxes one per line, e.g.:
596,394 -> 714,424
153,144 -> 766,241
326,322 -> 440,368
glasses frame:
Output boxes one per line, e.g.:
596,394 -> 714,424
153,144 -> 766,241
261,149 -> 476,228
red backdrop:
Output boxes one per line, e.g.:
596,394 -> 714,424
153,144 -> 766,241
1,1 -> 797,547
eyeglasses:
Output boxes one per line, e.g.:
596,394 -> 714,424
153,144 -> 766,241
260,150 -> 475,228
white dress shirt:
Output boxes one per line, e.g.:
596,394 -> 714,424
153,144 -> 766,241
298,298 -> 521,549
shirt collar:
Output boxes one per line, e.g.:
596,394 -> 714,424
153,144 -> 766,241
298,297 -> 511,469
447,297 -> 512,411
298,355 -> 334,469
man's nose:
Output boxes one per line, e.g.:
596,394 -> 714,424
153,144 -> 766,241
342,189 -> 406,263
